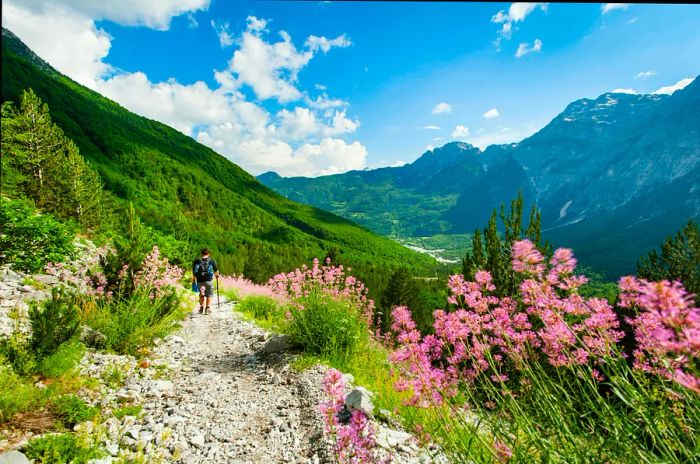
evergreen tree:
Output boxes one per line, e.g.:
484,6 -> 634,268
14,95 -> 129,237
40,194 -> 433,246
1,89 -> 108,228
637,219 -> 699,304
243,243 -> 270,284
462,192 -> 549,296
380,267 -> 420,330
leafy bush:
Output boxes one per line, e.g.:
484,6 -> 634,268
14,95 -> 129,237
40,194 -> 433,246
0,197 -> 76,272
51,395 -> 98,428
238,295 -> 282,320
286,293 -> 369,358
35,341 -> 84,378
29,290 -> 80,358
23,433 -> 102,464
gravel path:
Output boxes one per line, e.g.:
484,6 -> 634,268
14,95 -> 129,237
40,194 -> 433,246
135,297 -> 331,463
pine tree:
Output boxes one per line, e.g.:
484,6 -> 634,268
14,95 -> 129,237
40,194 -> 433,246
462,192 -> 549,296
637,219 -> 699,304
1,89 -> 108,228
380,267 -> 420,330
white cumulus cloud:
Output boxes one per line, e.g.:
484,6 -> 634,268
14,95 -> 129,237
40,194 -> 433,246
483,108 -> 500,119
491,3 -> 548,40
515,39 -> 542,58
451,125 -> 471,139
3,1 -> 367,177
652,77 -> 695,95
601,4 -> 629,15
432,102 -> 452,115
16,0 -> 210,30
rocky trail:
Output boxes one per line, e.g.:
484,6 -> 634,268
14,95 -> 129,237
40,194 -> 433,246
122,297 -> 332,463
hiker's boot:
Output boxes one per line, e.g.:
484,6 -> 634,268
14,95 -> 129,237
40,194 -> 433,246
198,306 -> 204,314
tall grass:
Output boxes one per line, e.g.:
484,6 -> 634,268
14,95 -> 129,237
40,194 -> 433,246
81,288 -> 188,355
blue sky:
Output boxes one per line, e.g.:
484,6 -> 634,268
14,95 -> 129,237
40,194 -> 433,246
3,1 -> 699,175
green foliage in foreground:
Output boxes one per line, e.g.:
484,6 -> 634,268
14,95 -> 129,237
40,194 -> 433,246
638,218 -> 699,304
0,197 -> 76,272
24,432 -> 103,464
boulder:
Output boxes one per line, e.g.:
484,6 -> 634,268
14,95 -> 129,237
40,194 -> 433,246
80,325 -> 107,348
0,451 -> 30,464
261,334 -> 295,354
345,386 -> 374,419
375,427 -> 413,449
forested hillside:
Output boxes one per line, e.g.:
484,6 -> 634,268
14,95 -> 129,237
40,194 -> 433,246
0,28 -> 436,288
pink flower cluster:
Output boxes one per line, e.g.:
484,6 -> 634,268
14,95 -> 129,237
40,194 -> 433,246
45,245 -> 112,297
320,369 -> 388,463
268,258 -> 375,324
390,240 -> 624,406
219,275 -> 284,302
133,246 -> 184,298
620,276 -> 700,394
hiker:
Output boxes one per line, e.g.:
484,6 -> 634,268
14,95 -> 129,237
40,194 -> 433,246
192,248 -> 219,315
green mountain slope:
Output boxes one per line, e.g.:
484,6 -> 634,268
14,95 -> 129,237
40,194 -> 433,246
0,28 -> 435,277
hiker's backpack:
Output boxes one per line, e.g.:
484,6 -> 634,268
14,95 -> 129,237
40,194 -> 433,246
194,258 -> 214,281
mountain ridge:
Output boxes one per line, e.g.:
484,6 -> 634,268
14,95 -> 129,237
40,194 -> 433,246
261,77 -> 700,277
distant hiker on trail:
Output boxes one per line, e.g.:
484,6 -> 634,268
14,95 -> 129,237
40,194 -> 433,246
192,248 -> 219,315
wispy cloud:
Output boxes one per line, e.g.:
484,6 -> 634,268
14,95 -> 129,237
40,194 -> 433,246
432,102 -> 452,115
601,4 -> 629,15
421,125 -> 442,130
652,77 -> 694,95
634,70 -> 656,80
515,39 -> 542,58
483,108 -> 500,119
210,20 -> 233,47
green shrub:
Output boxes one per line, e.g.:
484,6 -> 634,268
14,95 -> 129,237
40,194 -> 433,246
29,290 -> 80,358
285,293 -> 368,358
51,395 -> 98,429
23,432 -> 102,464
238,295 -> 280,320
0,197 -> 76,272
36,341 -> 84,378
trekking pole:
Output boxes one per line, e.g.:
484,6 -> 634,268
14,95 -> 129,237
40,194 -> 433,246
216,276 -> 221,309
